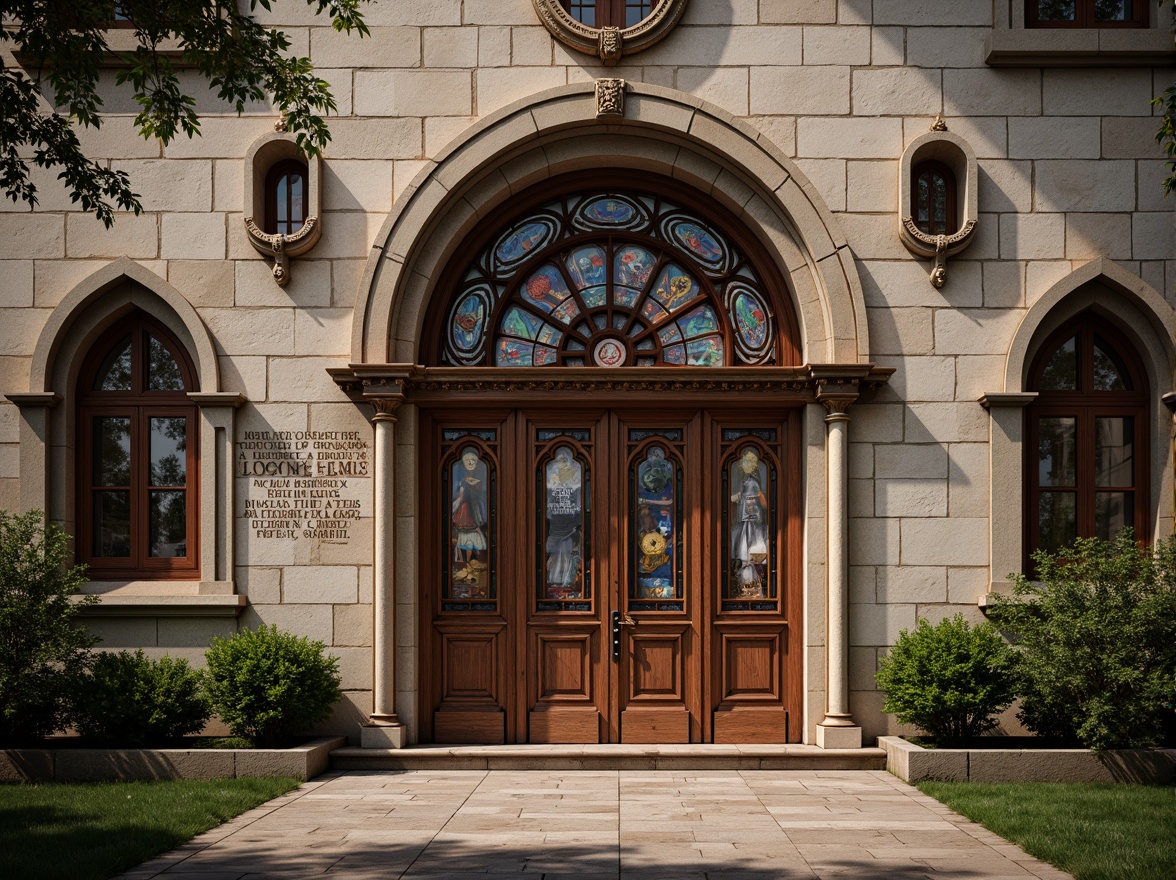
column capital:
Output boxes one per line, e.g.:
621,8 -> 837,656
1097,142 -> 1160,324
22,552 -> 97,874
808,364 -> 892,418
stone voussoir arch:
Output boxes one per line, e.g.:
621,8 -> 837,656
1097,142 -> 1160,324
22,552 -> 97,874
31,256 -> 220,396
350,81 -> 869,368
1003,257 -> 1175,395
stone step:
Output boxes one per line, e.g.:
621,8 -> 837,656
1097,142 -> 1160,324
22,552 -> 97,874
331,743 -> 887,771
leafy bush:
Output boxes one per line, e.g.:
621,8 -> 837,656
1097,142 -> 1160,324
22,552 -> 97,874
0,510 -> 95,745
988,531 -> 1176,751
875,613 -> 1019,745
202,625 -> 341,747
72,650 -> 209,746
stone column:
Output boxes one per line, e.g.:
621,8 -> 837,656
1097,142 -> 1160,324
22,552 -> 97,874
816,396 -> 860,749
361,395 -> 406,748
1164,392 -> 1176,537
189,392 -> 245,591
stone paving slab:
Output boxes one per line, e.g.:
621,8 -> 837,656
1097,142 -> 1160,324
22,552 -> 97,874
113,769 -> 1073,880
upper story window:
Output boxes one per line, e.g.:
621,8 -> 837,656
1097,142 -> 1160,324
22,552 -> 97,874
264,158 -> 309,236
563,1 -> 658,27
1026,0 -> 1148,27
911,160 -> 958,236
431,179 -> 800,369
77,313 -> 199,580
1026,313 -> 1149,566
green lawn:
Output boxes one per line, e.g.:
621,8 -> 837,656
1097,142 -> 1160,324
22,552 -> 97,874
0,776 -> 301,880
919,782 -> 1176,880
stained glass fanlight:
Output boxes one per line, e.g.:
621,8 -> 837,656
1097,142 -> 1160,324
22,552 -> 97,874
442,190 -> 779,368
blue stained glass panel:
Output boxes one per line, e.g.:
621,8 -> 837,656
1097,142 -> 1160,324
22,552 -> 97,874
650,265 -> 699,313
495,218 -> 556,268
582,196 -> 636,225
658,324 -> 682,345
614,286 -> 640,308
497,338 -> 534,366
732,289 -> 769,349
669,219 -> 725,265
614,246 -> 656,289
663,344 -> 686,364
580,286 -> 607,308
522,265 -> 572,313
634,446 -> 678,600
678,304 -> 719,339
501,306 -> 543,341
686,336 -> 724,366
641,298 -> 668,324
566,246 -> 607,289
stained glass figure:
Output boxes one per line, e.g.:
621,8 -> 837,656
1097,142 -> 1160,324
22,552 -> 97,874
543,446 -> 585,600
567,246 -> 607,288
634,446 -> 677,600
728,448 -> 770,598
449,448 -> 490,599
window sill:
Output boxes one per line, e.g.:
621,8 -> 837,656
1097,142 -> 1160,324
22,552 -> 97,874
985,26 -> 1175,66
71,583 -> 244,617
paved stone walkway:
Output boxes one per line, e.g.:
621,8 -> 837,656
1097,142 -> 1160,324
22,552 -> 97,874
116,770 -> 1072,880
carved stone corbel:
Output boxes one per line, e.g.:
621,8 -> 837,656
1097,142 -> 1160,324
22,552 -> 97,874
243,215 -> 320,287
899,217 -> 978,288
598,27 -> 622,64
596,78 -> 625,118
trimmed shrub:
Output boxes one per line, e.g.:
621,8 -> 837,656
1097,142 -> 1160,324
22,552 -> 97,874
875,613 -> 1019,745
73,650 -> 210,746
203,625 -> 341,747
988,530 -> 1176,751
0,510 -> 96,745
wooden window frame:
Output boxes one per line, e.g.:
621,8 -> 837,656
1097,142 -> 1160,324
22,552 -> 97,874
910,159 -> 959,236
263,158 -> 309,236
76,314 -> 200,580
561,0 -> 657,28
1024,315 -> 1149,571
1025,0 -> 1148,29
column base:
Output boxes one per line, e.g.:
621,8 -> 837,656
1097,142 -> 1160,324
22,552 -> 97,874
816,723 -> 862,750
360,718 -> 406,749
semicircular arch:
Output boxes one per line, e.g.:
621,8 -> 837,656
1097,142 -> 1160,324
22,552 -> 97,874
351,82 -> 868,367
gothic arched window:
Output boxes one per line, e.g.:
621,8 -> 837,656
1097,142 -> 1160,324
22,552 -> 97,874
1026,313 -> 1149,563
76,312 -> 199,579
437,184 -> 794,369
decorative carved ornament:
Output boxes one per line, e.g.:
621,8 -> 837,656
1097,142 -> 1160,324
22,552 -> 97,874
531,0 -> 689,66
243,215 -> 319,288
596,78 -> 625,118
897,128 -> 980,289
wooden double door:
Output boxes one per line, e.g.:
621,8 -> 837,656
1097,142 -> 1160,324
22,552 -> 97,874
420,406 -> 803,744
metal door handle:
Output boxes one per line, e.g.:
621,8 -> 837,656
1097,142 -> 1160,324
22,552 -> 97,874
610,610 -> 636,660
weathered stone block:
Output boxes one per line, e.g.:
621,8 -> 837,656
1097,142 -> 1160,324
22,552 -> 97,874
803,26 -> 871,66
876,444 -> 948,480
998,213 -> 1065,261
868,306 -> 933,356
751,67 -> 849,116
111,160 -> 212,212
1036,160 -> 1134,213
905,402 -> 989,444
875,478 -> 948,518
676,68 -> 749,117
943,69 -> 1040,116
849,600 -> 916,646
848,517 -> 900,566
1042,68 -> 1153,117
1066,213 -> 1132,260
1132,212 -> 1176,261
475,67 -> 566,116
877,565 -> 947,603
760,0 -> 835,23
900,518 -> 988,566
355,70 -> 472,117
852,68 -> 942,116
66,213 -> 158,260
797,118 -> 904,159
1009,117 -> 1100,160
161,214 -> 226,261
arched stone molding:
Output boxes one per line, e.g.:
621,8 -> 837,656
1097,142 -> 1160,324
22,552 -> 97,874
351,81 -> 869,370
981,259 -> 1176,593
345,83 -> 879,748
8,258 -> 243,602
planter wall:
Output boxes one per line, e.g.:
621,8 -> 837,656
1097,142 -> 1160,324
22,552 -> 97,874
880,736 -> 1176,784
0,736 -> 344,783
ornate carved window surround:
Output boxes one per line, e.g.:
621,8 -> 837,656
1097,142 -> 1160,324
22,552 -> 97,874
986,0 -> 1175,65
531,0 -> 689,65
243,130 -> 322,288
898,123 -> 979,289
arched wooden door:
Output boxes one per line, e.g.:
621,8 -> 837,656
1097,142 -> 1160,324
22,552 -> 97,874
416,176 -> 804,744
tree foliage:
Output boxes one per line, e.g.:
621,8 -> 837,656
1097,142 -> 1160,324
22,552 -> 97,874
1,0 -> 368,226
202,624 -> 341,747
0,510 -> 96,745
1157,1 -> 1176,195
876,613 -> 1020,745
988,531 -> 1176,751
72,649 -> 210,746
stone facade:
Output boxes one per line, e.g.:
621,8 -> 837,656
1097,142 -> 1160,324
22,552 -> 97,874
1,0 -> 1173,746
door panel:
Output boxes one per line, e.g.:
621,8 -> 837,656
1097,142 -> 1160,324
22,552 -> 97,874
422,407 -> 801,744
